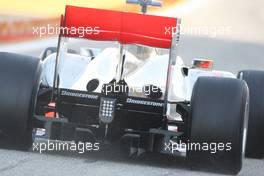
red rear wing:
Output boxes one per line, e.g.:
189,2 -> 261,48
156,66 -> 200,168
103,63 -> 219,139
62,5 -> 178,49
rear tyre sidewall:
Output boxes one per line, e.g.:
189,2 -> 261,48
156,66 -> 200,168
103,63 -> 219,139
238,70 -> 264,158
0,52 -> 42,150
187,77 -> 248,174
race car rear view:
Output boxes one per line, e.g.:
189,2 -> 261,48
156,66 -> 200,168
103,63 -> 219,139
0,3 -> 263,175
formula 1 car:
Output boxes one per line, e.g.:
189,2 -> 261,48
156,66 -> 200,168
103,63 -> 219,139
0,3 -> 263,175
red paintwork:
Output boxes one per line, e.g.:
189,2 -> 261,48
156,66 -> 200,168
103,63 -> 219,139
62,5 -> 178,49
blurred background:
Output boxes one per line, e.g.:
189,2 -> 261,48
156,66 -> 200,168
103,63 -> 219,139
0,0 -> 264,72
0,0 -> 264,44
0,0 -> 180,43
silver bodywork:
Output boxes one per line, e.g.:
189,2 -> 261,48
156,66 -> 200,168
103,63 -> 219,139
41,47 -> 236,103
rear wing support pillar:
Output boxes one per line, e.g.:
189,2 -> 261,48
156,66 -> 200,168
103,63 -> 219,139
162,19 -> 181,129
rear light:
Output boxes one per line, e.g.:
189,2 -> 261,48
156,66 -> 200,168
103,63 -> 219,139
45,102 -> 57,118
45,111 -> 57,118
192,59 -> 214,70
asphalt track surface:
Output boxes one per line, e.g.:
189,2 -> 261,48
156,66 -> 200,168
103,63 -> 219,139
0,35 -> 263,176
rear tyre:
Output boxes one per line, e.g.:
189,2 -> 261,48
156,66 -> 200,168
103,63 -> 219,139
188,77 -> 249,174
238,70 -> 264,158
0,52 -> 42,150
